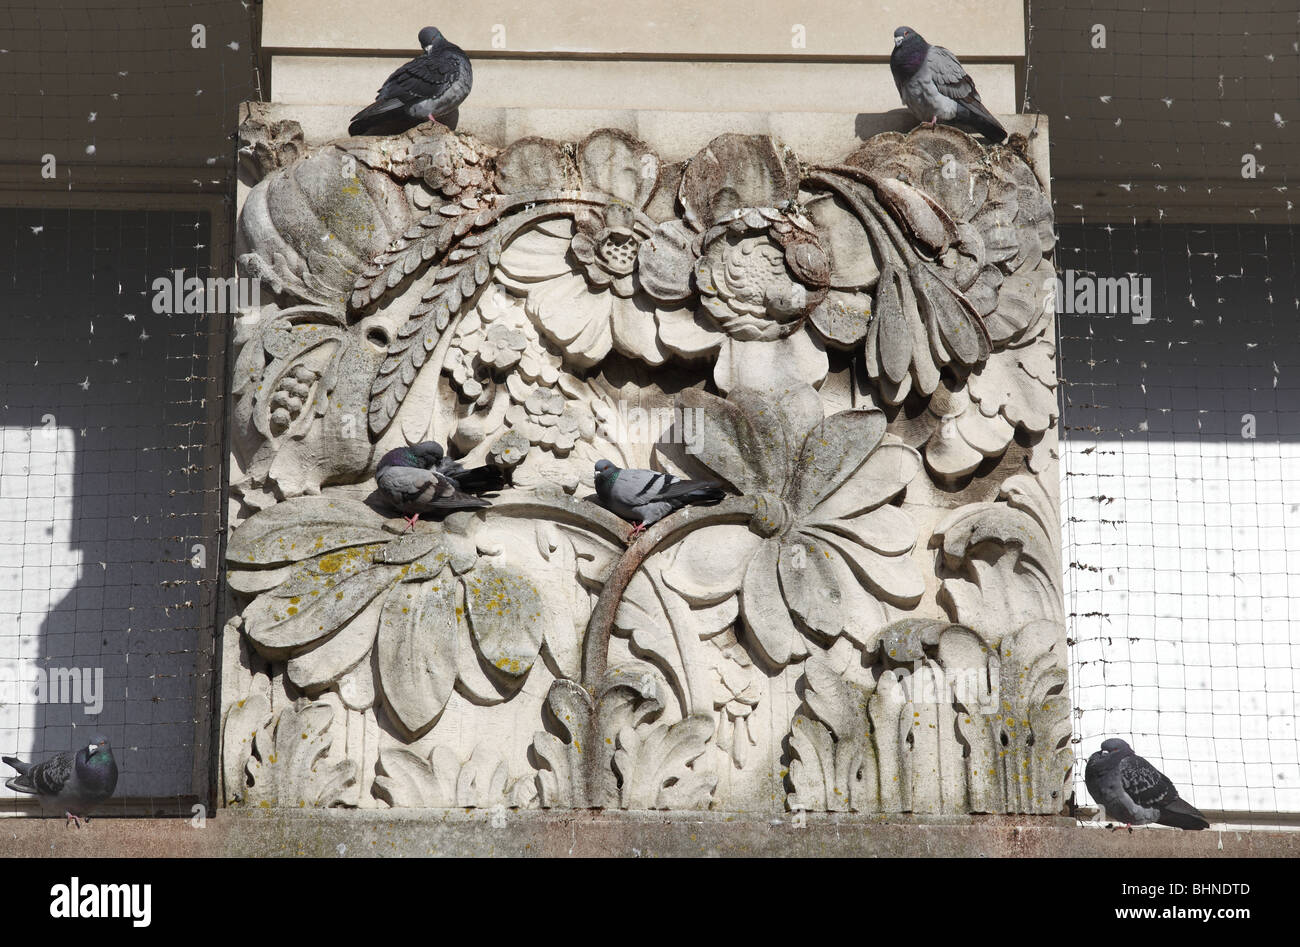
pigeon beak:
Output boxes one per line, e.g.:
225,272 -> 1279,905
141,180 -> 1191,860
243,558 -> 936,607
894,34 -> 904,46
87,744 -> 98,754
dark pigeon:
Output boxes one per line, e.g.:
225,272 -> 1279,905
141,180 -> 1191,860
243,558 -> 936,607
349,26 -> 472,136
890,26 -> 1007,143
375,441 -> 505,529
592,459 -> 726,538
4,733 -> 118,828
1085,738 -> 1209,830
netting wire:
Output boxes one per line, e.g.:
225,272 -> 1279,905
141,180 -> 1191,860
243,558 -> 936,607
0,2 -> 261,815
1027,1 -> 1300,827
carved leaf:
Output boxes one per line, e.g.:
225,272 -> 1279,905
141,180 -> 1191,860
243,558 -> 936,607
463,563 -> 545,679
242,698 -> 357,808
613,715 -> 716,810
376,576 -> 458,737
227,496 -> 392,567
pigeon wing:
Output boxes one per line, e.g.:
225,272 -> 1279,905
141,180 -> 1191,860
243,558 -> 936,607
30,750 -> 76,798
924,45 -> 1006,133
376,52 -> 465,105
378,465 -> 488,513
923,45 -> 983,107
1118,753 -> 1178,810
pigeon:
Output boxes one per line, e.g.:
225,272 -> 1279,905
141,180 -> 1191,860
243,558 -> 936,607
1084,738 -> 1209,830
348,27 -> 472,137
890,26 -> 1007,144
4,734 -> 118,828
375,441 -> 505,529
592,459 -> 726,538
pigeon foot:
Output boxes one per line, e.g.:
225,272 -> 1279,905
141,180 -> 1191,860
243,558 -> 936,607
65,812 -> 84,829
403,514 -> 421,533
627,522 -> 647,543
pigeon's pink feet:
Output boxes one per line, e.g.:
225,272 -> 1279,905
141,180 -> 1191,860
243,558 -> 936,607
65,812 -> 84,829
403,514 -> 421,533
628,522 -> 647,542
923,116 -> 938,128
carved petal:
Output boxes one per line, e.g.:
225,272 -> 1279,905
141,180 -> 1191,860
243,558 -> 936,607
675,387 -> 786,494
636,219 -> 699,303
739,539 -> 808,667
494,137 -> 576,194
525,271 -> 614,368
802,525 -> 925,608
497,220 -> 574,282
578,128 -> 659,207
376,577 -> 458,737
679,134 -> 799,230
809,504 -> 917,557
609,295 -> 668,366
809,290 -> 874,347
661,525 -> 761,605
806,442 -> 920,522
713,332 -> 828,396
790,409 -> 886,515
803,190 -> 880,290
655,305 -> 723,358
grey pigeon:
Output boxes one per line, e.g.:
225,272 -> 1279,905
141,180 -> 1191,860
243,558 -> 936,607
592,459 -> 726,538
890,26 -> 1007,144
1085,738 -> 1209,830
375,441 -> 505,529
4,733 -> 118,827
349,26 -> 472,136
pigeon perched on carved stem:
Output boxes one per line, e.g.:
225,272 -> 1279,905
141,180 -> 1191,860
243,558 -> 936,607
3,734 -> 118,828
592,459 -> 726,540
890,26 -> 1007,144
349,26 -> 472,136
375,441 -> 506,530
1085,738 -> 1210,831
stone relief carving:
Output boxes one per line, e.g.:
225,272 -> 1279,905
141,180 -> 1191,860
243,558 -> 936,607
222,108 -> 1066,815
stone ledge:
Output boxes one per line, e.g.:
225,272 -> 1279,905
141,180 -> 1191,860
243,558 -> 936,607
2,811 -> 1296,857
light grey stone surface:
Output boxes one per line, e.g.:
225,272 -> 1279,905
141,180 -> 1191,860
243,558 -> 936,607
224,105 -> 1063,816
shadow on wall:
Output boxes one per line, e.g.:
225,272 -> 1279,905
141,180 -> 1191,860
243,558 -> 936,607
1055,223 -> 1300,442
0,206 -> 218,809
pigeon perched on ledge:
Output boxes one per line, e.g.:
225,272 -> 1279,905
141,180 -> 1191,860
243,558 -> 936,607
375,441 -> 506,529
3,734 -> 118,828
890,26 -> 1007,144
1085,738 -> 1210,830
592,459 -> 726,539
348,26 -> 472,137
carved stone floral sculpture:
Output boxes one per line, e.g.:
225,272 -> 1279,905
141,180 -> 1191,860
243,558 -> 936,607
223,106 -> 1066,816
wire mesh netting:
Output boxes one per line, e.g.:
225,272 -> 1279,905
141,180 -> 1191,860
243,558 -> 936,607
1027,2 -> 1300,825
0,1 -> 259,814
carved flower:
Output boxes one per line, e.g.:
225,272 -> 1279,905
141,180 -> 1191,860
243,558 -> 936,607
922,337 -> 1058,480
494,129 -> 694,370
660,385 -> 924,668
570,202 -> 640,294
636,136 -> 834,393
829,126 -> 1056,405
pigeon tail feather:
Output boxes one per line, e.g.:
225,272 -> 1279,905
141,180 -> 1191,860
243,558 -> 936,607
1155,798 -> 1209,830
450,465 -> 507,494
348,98 -> 408,136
